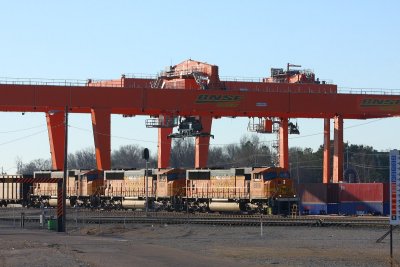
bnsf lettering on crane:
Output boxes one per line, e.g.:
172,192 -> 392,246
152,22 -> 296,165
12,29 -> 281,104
361,99 -> 400,107
196,94 -> 242,103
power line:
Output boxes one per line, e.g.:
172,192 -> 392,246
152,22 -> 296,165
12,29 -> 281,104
68,117 -> 387,147
0,124 -> 46,134
0,122 -> 64,147
288,118 -> 384,140
350,163 -> 389,170
69,125 -> 158,144
347,151 -> 389,156
0,130 -> 47,146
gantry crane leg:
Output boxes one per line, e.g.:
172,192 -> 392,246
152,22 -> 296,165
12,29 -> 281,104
195,116 -> 213,168
323,118 -> 331,183
333,115 -> 343,182
279,118 -> 289,169
158,127 -> 173,168
91,108 -> 111,170
46,111 -> 66,170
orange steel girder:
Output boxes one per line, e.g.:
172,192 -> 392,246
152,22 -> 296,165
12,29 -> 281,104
333,116 -> 343,182
158,127 -> 172,168
91,108 -> 111,170
46,111 -> 65,170
1,84 -> 400,119
195,116 -> 213,168
279,118 -> 289,169
1,83 -> 400,171
323,118 -> 331,183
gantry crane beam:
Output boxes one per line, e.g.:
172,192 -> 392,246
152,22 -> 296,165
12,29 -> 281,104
0,84 -> 398,119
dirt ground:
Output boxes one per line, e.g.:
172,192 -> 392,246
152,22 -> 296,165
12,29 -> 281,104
0,223 -> 398,267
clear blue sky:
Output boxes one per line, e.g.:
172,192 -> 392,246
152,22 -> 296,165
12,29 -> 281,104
0,1 -> 399,172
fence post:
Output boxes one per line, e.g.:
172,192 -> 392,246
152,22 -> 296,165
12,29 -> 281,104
20,212 -> 25,228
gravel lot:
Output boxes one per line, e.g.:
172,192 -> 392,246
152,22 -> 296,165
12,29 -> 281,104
0,221 -> 399,267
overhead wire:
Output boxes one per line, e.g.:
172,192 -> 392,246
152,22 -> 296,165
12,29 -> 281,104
0,122 -> 64,147
67,117 -> 388,147
0,123 -> 46,134
0,117 -> 389,172
69,125 -> 158,144
0,129 -> 48,146
350,163 -> 389,170
288,118 -> 384,140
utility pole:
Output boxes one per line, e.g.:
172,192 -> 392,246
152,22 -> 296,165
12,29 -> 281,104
346,142 -> 349,170
58,106 -> 68,232
143,148 -> 149,214
296,148 -> 299,184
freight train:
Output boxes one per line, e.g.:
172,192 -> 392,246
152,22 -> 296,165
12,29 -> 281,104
0,174 -> 32,207
0,167 -> 298,214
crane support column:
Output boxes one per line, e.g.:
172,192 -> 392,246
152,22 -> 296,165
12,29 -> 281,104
195,116 -> 213,168
91,108 -> 111,170
279,118 -> 289,169
46,111 -> 65,170
333,115 -> 343,183
158,127 -> 172,168
323,118 -> 331,183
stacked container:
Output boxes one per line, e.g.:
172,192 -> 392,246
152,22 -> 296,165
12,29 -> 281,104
296,184 -> 327,215
327,183 -> 339,214
298,183 -> 390,216
338,183 -> 384,215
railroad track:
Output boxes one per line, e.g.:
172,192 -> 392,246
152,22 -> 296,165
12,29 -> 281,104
71,216 -> 389,227
0,208 -> 390,227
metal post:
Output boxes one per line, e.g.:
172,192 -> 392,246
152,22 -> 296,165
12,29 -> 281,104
57,180 -> 63,231
20,212 -> 25,228
145,161 -> 148,214
186,179 -> 189,219
62,106 -> 68,231
58,106 -> 68,232
143,148 -> 149,215
390,225 -> 393,259
296,149 -> 299,184
40,202 -> 44,227
13,204 -> 15,228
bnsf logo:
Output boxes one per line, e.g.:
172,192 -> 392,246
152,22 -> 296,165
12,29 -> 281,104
361,99 -> 400,107
196,94 -> 241,103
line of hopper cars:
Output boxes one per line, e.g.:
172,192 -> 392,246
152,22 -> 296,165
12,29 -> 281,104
0,167 -> 298,214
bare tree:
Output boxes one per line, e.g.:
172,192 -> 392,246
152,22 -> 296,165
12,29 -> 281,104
68,147 -> 96,169
112,144 -> 156,169
208,146 -> 227,168
170,139 -> 195,168
16,157 -> 52,174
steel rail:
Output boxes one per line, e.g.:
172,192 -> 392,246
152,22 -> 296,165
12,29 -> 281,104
0,208 -> 389,227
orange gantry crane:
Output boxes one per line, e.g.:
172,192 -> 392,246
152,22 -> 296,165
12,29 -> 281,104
0,59 -> 398,183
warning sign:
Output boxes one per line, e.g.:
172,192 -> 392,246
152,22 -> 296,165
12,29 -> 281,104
389,150 -> 400,225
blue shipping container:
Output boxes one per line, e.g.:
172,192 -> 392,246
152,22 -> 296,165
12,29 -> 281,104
383,202 -> 390,216
300,203 -> 327,215
339,202 -> 383,216
327,203 -> 339,214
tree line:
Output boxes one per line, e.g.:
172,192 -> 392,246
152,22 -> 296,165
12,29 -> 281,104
16,135 -> 390,183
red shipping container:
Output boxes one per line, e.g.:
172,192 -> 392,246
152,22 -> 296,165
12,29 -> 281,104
383,183 -> 390,202
339,183 -> 383,202
296,184 -> 327,203
327,183 -> 339,203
